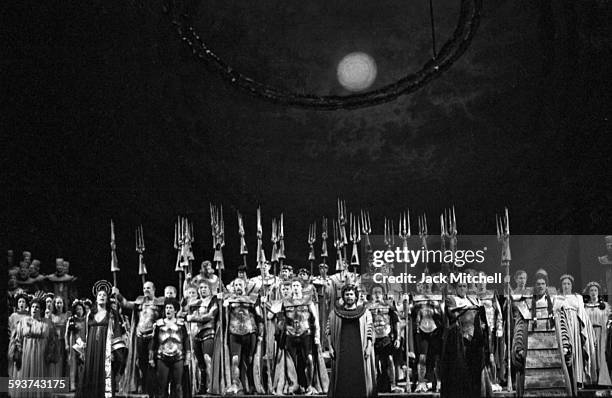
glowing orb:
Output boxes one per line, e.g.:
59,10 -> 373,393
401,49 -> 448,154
337,52 -> 377,92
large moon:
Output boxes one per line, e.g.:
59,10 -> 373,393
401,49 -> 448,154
337,52 -> 377,92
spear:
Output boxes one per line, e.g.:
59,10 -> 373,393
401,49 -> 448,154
338,198 -> 348,263
308,222 -> 316,276
497,207 -> 512,392
361,209 -> 372,259
238,210 -> 248,267
398,211 -> 411,393
110,219 -> 119,287
278,213 -> 286,267
136,224 -> 147,285
256,206 -> 273,392
418,214 -> 429,273
271,218 -> 279,275
321,217 -> 328,265
211,203 -> 226,394
257,207 -> 265,265
349,213 -> 361,271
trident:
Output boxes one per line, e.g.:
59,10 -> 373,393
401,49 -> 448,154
271,218 -> 279,266
496,207 -> 512,392
338,198 -> 348,263
418,214 -> 429,273
360,210 -> 372,250
209,204 -> 225,274
398,211 -> 411,290
110,219 -> 119,287
135,224 -> 147,286
333,218 -> 344,272
278,213 -> 286,267
349,213 -> 361,270
321,217 -> 328,264
237,210 -> 248,267
441,206 -> 457,273
308,222 -> 316,275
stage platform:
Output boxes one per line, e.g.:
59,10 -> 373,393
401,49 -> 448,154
52,390 -> 612,397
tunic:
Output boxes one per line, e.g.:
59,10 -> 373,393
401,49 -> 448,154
9,316 -> 56,398
585,301 -> 612,386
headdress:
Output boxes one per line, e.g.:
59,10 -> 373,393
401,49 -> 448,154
584,281 -> 601,295
92,279 -> 113,298
559,274 -> 574,283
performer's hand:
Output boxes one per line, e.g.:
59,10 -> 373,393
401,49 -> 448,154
257,335 -> 264,342
408,351 -> 415,359
489,353 -> 495,363
496,327 -> 504,338
517,349 -> 525,361
328,348 -> 335,360
364,341 -> 372,359
394,339 -> 401,349
314,338 -> 321,346
149,359 -> 156,368
186,273 -> 192,280
261,296 -> 267,303
112,287 -> 120,296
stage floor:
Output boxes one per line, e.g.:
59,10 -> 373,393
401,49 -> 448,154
52,390 -> 612,398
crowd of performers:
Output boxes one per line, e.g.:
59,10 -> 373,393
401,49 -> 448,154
7,236 -> 612,398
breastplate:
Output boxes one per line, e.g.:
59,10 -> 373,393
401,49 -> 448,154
417,301 -> 440,333
137,301 -> 159,336
458,308 -> 477,339
370,303 -> 392,338
229,303 -> 257,335
157,320 -> 183,358
482,299 -> 495,329
284,304 -> 312,336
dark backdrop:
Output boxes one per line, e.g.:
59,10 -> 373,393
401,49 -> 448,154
2,0 -> 611,298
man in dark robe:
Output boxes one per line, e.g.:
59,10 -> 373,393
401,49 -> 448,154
327,284 -> 376,398
440,281 -> 491,398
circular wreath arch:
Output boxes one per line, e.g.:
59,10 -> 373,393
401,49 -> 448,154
168,0 -> 482,110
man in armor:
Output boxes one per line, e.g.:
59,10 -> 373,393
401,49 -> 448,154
298,268 -> 316,300
412,280 -> 444,392
186,261 -> 220,294
512,272 -> 573,397
440,281 -> 491,398
186,281 -> 218,394
280,264 -> 294,283
114,281 -> 164,395
369,284 -> 402,393
312,263 -> 332,351
150,298 -> 190,398
46,257 -> 78,306
475,271 -> 504,391
277,279 -> 321,394
225,277 -> 264,394
250,261 -> 280,299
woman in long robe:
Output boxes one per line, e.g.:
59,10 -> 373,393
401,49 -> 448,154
8,293 -> 30,379
557,275 -> 595,390
49,296 -> 70,378
76,288 -> 123,398
9,298 -> 57,398
584,281 -> 612,387
66,300 -> 87,391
